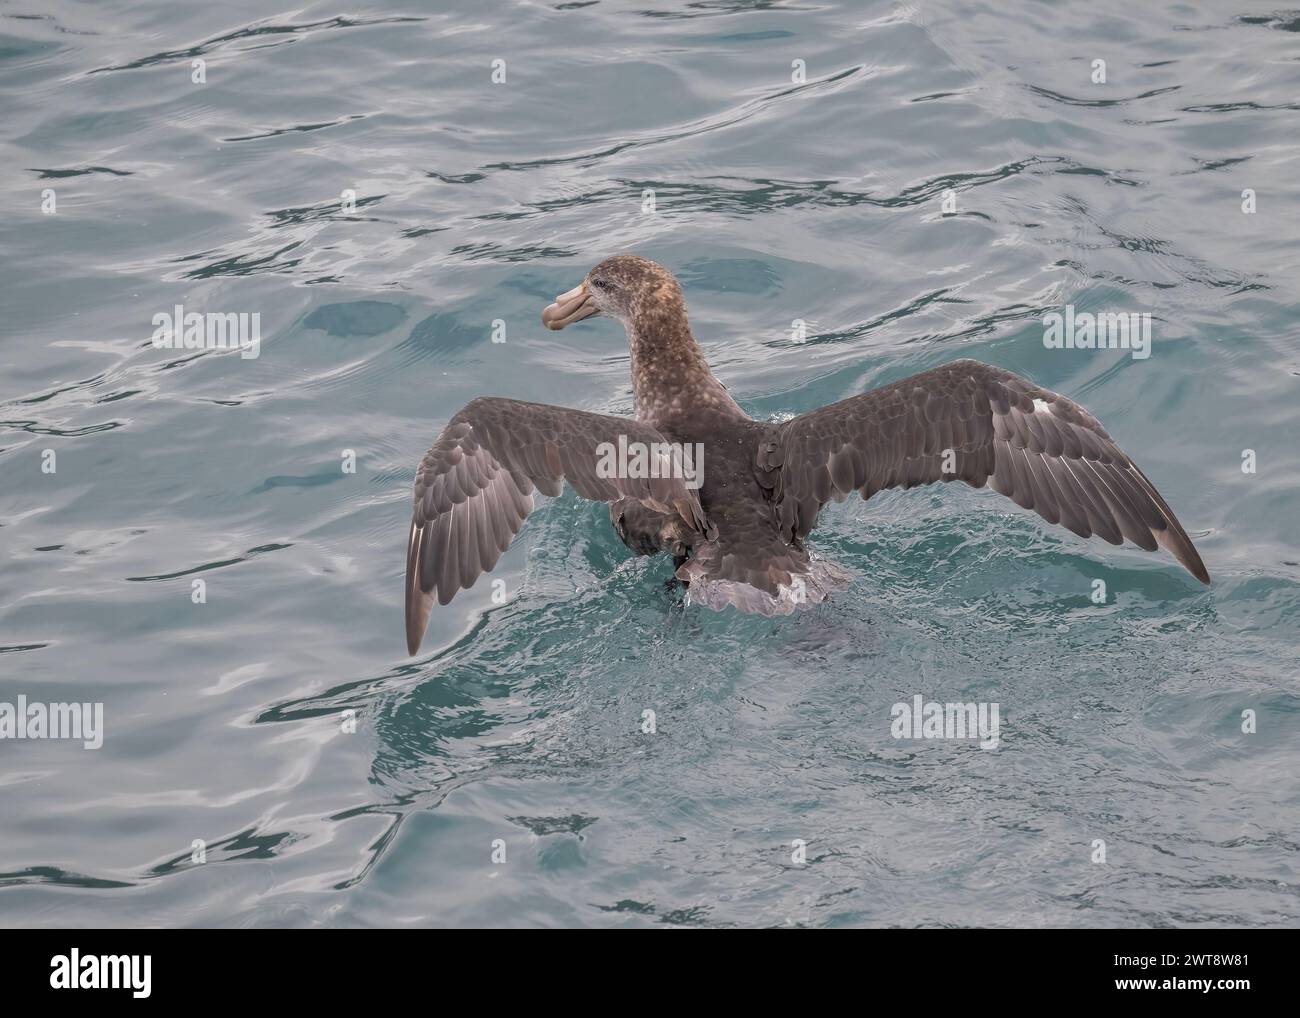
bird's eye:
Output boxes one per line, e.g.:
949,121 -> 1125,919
592,278 -> 610,290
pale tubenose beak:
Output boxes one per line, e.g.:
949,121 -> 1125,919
541,282 -> 600,330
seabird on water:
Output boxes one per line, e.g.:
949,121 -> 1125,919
404,255 -> 1208,654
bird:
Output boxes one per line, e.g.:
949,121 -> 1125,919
403,255 -> 1208,654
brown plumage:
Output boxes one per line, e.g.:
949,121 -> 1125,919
404,255 -> 1208,654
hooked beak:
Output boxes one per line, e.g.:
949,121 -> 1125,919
541,282 -> 600,330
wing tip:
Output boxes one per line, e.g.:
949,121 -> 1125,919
405,519 -> 433,656
405,585 -> 434,656
406,628 -> 423,657
1153,522 -> 1210,586
1176,547 -> 1210,585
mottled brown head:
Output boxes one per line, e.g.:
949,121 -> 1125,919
541,255 -> 683,331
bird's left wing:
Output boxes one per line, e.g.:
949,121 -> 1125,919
406,396 -> 708,653
761,359 -> 1208,583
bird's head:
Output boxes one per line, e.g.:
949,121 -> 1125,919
541,255 -> 681,331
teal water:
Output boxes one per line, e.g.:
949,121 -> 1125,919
1,0 -> 1298,927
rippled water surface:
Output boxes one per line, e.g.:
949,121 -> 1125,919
2,0 -> 1298,927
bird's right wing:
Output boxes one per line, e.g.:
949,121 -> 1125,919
405,396 -> 709,653
762,359 -> 1208,583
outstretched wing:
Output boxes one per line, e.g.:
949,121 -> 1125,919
405,396 -> 709,653
762,359 -> 1208,583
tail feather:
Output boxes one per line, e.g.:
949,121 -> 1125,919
676,541 -> 851,617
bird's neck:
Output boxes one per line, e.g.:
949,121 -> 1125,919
626,301 -> 746,426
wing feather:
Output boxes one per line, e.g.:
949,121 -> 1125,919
767,359 -> 1208,584
405,397 -> 708,653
